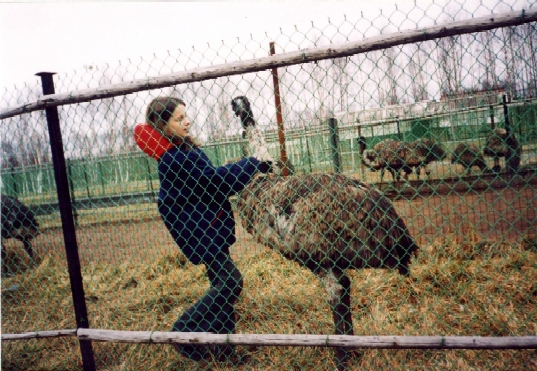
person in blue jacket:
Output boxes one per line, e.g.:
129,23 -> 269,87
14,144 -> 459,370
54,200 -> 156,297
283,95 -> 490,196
144,96 -> 271,362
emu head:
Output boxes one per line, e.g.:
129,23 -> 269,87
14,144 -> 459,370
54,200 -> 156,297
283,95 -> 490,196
362,149 -> 382,171
231,96 -> 255,129
230,96 -> 276,170
364,149 -> 377,163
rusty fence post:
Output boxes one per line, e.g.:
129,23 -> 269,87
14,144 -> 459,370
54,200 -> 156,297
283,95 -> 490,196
269,42 -> 290,176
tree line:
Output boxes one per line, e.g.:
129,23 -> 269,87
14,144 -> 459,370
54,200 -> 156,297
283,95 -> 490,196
1,2 -> 535,169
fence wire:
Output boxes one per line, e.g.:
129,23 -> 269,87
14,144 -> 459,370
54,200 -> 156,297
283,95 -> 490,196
1,1 -> 537,370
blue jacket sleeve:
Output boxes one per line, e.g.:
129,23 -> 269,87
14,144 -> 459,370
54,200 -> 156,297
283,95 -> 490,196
159,148 -> 262,203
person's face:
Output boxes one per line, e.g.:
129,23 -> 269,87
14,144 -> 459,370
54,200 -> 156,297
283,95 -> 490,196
164,104 -> 190,139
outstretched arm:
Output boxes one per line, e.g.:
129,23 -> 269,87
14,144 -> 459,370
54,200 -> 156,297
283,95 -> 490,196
161,149 -> 264,201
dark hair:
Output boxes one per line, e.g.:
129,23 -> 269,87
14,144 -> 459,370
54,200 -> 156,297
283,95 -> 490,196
146,97 -> 186,131
145,96 -> 199,148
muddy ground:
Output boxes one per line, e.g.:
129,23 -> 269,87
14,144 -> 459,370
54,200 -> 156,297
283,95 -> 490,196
4,171 -> 536,268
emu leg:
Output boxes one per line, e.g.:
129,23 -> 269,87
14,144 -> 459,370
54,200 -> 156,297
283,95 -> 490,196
493,157 -> 501,173
318,269 -> 355,371
1,243 -> 6,276
332,270 -> 353,336
23,240 -> 34,261
388,168 -> 395,182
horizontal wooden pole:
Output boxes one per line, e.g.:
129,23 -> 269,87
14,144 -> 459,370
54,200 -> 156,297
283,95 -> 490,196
3,329 -> 537,349
1,329 -> 77,340
1,9 -> 536,120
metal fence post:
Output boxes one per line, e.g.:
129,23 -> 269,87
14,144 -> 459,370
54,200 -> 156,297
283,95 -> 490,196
36,72 -> 96,371
98,161 -> 106,195
503,94 -> 511,133
327,118 -> 342,173
83,163 -> 91,200
66,159 -> 79,227
11,165 -> 18,196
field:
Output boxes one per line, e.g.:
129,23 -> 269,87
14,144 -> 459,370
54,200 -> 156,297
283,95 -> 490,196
2,175 -> 537,371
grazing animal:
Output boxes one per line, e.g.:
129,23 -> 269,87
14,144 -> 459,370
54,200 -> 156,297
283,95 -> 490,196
362,139 -> 411,183
483,128 -> 521,173
362,138 -> 445,182
451,143 -> 489,176
406,138 -> 446,179
1,195 -> 39,273
231,96 -> 418,370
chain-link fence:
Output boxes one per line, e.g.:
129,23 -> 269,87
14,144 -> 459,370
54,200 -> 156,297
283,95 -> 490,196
2,1 -> 537,370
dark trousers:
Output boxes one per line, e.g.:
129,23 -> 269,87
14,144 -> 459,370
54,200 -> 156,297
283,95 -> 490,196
171,250 -> 243,360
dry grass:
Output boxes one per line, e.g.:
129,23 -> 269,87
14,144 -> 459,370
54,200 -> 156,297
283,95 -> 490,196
2,232 -> 537,371
37,202 -> 160,230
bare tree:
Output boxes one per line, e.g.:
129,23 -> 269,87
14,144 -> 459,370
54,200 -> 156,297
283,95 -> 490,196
501,26 -> 517,96
305,60 -> 330,120
520,22 -> 537,97
527,22 -> 537,96
371,50 -> 387,106
329,56 -> 353,113
347,53 -> 371,111
383,46 -> 399,105
407,43 -> 430,102
196,80 -> 227,142
436,35 -> 464,97
0,141 -> 20,168
478,30 -> 500,89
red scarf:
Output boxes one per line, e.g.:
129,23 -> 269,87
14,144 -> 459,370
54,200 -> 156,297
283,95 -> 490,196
133,123 -> 177,161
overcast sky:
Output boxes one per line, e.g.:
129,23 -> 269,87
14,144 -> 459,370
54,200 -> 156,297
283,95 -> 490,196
0,0 -> 421,90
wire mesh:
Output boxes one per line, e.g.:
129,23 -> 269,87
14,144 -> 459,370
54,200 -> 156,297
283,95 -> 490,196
1,1 -> 537,370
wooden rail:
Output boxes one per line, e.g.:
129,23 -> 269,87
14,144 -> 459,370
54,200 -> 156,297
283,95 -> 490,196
1,9 -> 536,120
3,329 -> 537,350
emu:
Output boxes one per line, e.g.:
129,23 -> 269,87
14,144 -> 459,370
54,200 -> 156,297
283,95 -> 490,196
483,128 -> 521,173
362,138 -> 445,183
1,195 -> 39,273
231,96 -> 418,370
451,143 -> 489,176
407,138 -> 446,179
362,139 -> 410,182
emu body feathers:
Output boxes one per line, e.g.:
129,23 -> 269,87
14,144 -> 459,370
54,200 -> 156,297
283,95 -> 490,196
239,172 -> 415,274
231,95 -> 417,370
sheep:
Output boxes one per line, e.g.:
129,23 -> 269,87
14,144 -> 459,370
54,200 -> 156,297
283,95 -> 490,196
362,138 -> 445,183
231,96 -> 418,370
450,143 -> 489,176
1,195 -> 40,274
483,128 -> 521,173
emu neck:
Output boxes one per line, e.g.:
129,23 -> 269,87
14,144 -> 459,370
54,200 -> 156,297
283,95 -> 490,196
245,126 -> 274,164
240,115 -> 255,128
